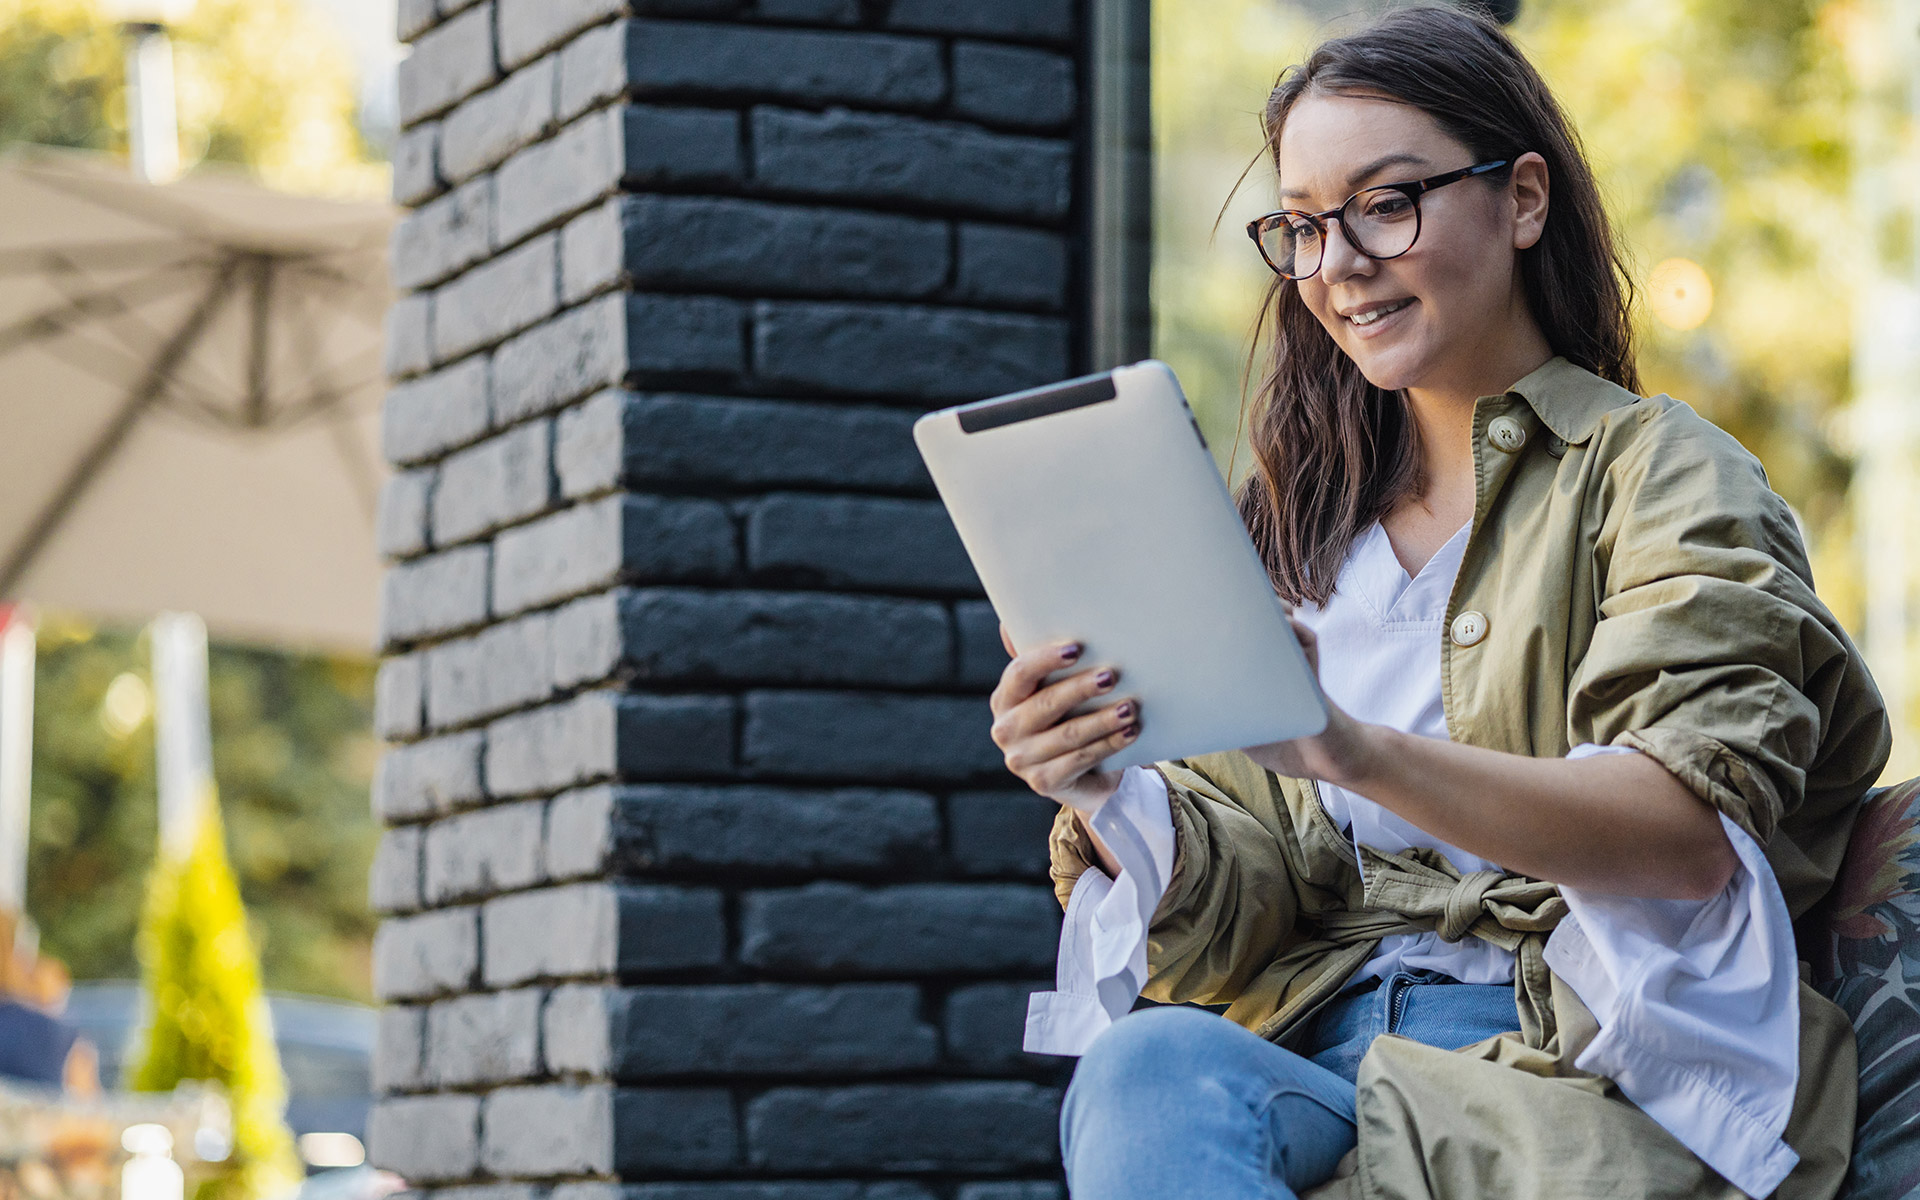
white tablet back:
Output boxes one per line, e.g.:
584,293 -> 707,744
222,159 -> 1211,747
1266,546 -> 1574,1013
914,360 -> 1326,772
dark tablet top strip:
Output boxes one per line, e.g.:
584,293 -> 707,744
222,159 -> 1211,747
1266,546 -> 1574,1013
958,370 -> 1117,433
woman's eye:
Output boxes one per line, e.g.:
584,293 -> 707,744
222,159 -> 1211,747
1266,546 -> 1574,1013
1363,194 -> 1414,220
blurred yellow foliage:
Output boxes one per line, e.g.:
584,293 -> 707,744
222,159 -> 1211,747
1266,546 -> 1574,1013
0,0 -> 386,197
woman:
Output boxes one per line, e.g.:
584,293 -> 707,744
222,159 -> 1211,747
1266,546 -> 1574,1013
989,8 -> 1889,1200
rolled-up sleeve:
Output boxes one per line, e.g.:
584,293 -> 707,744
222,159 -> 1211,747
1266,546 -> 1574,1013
1567,413 -> 1859,845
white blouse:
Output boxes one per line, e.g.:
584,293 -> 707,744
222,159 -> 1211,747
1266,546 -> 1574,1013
1023,520 -> 1804,1200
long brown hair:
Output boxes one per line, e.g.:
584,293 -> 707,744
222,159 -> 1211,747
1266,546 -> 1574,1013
1240,5 -> 1640,605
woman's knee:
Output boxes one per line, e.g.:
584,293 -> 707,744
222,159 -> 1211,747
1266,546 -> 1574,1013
1068,1006 -> 1250,1105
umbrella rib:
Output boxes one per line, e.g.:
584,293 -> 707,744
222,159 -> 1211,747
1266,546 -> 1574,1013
0,261 -> 243,597
244,256 -> 272,427
0,266 -> 208,358
0,240 -> 211,277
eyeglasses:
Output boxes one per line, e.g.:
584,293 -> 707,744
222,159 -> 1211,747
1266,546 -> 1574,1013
1245,160 -> 1512,280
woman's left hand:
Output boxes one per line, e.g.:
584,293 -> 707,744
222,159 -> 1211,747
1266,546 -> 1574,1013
1239,611 -> 1380,787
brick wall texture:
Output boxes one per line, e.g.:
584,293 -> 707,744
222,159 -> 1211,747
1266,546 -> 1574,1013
370,2 -> 1083,1196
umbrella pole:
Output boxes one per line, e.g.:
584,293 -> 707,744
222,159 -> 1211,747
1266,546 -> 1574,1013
0,606 -> 32,915
150,612 -> 212,859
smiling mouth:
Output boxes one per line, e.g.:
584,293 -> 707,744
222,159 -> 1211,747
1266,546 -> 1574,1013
1346,299 -> 1413,327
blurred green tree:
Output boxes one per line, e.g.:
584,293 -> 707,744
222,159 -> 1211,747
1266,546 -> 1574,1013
28,618 -> 378,1001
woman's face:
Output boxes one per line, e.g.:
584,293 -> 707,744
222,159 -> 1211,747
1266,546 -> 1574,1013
1274,92 -> 1544,395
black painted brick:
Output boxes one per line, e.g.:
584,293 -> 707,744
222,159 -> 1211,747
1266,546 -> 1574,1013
585,783 -> 941,876
588,984 -> 939,1077
887,0 -> 1073,44
751,108 -> 1071,222
606,588 -> 950,686
738,882 -> 1059,974
625,20 -> 945,109
948,790 -> 1055,878
614,194 -> 948,300
753,300 -> 1070,403
744,494 -> 977,593
554,391 -> 929,496
951,43 -> 1075,130
953,599 -> 1009,687
944,981 -> 1052,1071
622,105 -> 744,188
742,691 -> 1003,781
954,224 -> 1070,311
745,1082 -> 1062,1172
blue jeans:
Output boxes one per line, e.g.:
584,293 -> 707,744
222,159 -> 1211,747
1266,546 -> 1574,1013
1060,972 -> 1519,1199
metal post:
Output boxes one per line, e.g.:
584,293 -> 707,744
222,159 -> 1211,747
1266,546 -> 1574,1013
0,608 -> 34,914
125,23 -> 180,184
1088,0 -> 1153,370
151,612 -> 212,859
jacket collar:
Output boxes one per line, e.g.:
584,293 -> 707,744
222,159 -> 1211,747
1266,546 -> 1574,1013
1499,356 -> 1640,445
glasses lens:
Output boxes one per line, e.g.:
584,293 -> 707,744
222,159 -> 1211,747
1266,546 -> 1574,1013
1342,187 -> 1420,259
1260,214 -> 1322,278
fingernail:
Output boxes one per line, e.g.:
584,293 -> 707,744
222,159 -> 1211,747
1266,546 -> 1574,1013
1095,669 -> 1116,688
1122,725 -> 1141,740
1060,643 -> 1083,662
1114,702 -> 1134,720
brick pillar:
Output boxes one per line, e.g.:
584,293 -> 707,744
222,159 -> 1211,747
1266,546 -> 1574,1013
367,1 -> 1092,1196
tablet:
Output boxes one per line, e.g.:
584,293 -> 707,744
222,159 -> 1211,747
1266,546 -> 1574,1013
913,359 -> 1327,774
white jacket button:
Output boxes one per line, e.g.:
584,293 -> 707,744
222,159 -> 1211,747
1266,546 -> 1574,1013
1487,415 -> 1528,453
1450,610 -> 1488,647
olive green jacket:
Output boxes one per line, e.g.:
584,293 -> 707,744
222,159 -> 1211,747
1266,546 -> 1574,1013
1049,357 -> 1891,1199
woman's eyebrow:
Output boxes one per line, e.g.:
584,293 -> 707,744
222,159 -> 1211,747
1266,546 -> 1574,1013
1278,151 -> 1433,202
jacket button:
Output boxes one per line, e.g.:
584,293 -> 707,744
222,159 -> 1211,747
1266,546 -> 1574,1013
1547,435 -> 1569,458
1450,610 -> 1488,647
1487,415 -> 1528,453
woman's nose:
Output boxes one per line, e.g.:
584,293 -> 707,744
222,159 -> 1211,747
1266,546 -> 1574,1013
1316,217 -> 1374,283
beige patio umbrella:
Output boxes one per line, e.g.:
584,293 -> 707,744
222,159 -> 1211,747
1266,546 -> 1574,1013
0,145 -> 392,653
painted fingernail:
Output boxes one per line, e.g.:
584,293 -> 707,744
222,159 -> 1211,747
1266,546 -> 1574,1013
1060,643 -> 1083,661
1114,702 -> 1135,720
1095,670 -> 1116,688
1122,725 -> 1141,740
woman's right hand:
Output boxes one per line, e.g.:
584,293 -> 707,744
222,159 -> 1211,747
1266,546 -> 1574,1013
988,626 -> 1141,811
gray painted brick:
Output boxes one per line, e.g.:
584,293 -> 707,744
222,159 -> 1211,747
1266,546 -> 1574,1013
753,300 -> 1069,403
887,0 -> 1072,44
373,730 -> 486,821
546,983 -> 937,1078
392,178 -> 492,292
431,420 -> 555,545
384,355 -> 491,467
613,194 -> 947,299
554,390 -> 929,497
954,224 -> 1069,311
492,493 -> 736,615
377,468 -> 434,561
424,799 -> 547,903
483,883 -> 726,985
426,614 -> 553,727
752,108 -> 1070,222
366,1094 -> 481,1181
373,906 -> 481,1000
370,825 -> 425,913
375,652 -> 427,740
621,104 -> 743,188
428,988 -> 544,1085
439,55 -> 559,184
739,882 -> 1058,975
485,690 -> 734,795
549,591 -> 621,688
380,544 -> 491,645
397,0 -> 437,42
545,783 -> 941,879
743,691 -> 1003,781
745,1082 -> 1061,1172
392,121 -> 443,207
497,0 -> 622,68
435,1185 -> 544,1200
953,599 -> 1009,687
373,1005 -> 426,1093
599,588 -> 950,686
491,293 -> 747,423
557,19 -> 623,119
944,981 -> 1052,1070
625,21 -> 944,109
948,790 -> 1054,878
398,2 -> 498,125
485,1085 -> 739,1175
495,107 -> 622,245
951,43 -> 1075,130
385,293 -> 433,378
559,200 -> 620,303
744,494 -> 976,593
431,234 -> 561,360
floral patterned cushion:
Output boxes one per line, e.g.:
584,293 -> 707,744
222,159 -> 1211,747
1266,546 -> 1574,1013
1818,778 -> 1920,1200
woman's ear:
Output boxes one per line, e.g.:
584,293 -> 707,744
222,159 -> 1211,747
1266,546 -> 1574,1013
1510,151 -> 1549,250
